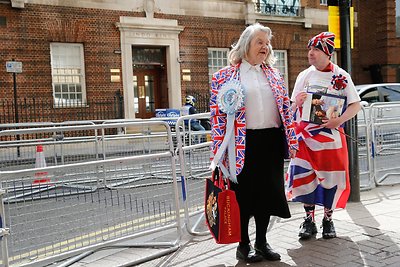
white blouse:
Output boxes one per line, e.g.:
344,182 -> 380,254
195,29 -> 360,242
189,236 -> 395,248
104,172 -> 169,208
240,60 -> 281,129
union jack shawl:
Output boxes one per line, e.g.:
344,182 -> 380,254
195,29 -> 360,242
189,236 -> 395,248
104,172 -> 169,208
210,62 -> 298,176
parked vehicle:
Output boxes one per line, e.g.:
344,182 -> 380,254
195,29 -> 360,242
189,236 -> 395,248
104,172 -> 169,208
356,83 -> 400,104
356,83 -> 400,146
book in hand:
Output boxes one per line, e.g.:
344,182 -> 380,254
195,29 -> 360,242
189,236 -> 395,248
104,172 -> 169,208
301,92 -> 346,124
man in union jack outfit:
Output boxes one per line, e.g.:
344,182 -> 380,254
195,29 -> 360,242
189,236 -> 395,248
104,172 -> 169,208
286,32 -> 361,240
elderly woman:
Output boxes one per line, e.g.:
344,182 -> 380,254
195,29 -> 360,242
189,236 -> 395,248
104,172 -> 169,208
210,23 -> 298,263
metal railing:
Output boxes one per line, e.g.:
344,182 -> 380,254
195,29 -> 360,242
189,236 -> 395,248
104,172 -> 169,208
367,102 -> 400,186
1,102 -> 400,265
0,96 -> 124,125
0,121 -> 181,267
255,1 -> 304,17
175,113 -> 211,236
357,106 -> 374,190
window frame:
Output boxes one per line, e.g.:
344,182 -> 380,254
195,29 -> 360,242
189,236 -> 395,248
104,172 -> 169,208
274,49 -> 289,88
50,43 -> 87,108
208,47 -> 229,84
397,0 -> 400,37
360,87 -> 379,103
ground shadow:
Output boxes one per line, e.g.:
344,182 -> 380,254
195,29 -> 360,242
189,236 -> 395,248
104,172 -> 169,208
287,188 -> 400,266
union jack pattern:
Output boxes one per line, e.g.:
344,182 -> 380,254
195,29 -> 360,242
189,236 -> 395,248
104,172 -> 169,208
331,74 -> 348,91
307,32 -> 335,56
210,63 -> 298,176
286,62 -> 361,209
286,106 -> 350,209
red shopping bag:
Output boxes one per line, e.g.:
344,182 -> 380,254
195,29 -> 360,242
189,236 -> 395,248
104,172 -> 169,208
205,169 -> 241,244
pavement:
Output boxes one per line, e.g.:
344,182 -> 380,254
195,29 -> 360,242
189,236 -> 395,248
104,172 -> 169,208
65,184 -> 400,267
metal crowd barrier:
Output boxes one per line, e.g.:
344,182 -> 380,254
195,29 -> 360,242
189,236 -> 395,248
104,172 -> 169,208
175,113 -> 211,236
0,121 -> 98,171
0,121 -> 97,130
0,121 -> 181,267
1,102 -> 400,266
174,110 -> 387,235
357,106 -> 374,190
368,102 -> 400,186
0,120 -> 178,171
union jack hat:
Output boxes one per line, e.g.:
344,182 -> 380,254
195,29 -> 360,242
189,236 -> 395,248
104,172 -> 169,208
307,32 -> 335,56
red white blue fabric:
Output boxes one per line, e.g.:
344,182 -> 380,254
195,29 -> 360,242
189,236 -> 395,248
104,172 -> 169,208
210,63 -> 298,176
308,32 -> 335,56
286,64 -> 360,209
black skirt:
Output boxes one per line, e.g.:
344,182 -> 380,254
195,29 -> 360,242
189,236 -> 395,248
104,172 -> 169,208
230,127 -> 291,219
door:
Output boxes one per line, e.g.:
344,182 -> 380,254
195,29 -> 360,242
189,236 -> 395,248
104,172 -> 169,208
133,69 -> 160,118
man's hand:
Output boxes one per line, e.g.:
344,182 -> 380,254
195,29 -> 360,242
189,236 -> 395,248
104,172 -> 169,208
321,117 -> 342,129
295,92 -> 308,108
321,102 -> 362,129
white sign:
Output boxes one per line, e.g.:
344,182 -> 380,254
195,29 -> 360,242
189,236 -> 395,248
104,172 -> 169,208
6,61 -> 22,73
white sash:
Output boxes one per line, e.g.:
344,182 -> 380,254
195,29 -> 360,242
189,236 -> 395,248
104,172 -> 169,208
210,78 -> 244,183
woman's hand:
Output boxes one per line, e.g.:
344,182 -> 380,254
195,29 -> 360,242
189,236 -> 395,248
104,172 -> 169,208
289,149 -> 297,159
295,92 -> 307,108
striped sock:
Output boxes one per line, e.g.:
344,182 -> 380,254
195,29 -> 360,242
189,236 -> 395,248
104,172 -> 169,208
304,204 -> 315,222
324,207 -> 333,221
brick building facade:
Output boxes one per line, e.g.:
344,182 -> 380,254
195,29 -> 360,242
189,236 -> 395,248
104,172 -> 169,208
356,0 -> 400,84
0,0 -> 397,122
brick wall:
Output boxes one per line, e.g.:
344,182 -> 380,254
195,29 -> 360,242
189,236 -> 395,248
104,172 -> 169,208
356,0 -> 400,83
4,0 -> 394,123
175,15 -> 333,95
0,3 -> 333,109
175,15 -> 245,98
0,3 -> 132,103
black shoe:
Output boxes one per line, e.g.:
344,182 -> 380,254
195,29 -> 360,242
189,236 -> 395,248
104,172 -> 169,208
236,243 -> 263,263
255,243 -> 281,261
322,218 -> 337,239
298,217 -> 317,240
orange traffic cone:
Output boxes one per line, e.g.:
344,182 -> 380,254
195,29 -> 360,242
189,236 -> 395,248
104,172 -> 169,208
33,145 -> 50,184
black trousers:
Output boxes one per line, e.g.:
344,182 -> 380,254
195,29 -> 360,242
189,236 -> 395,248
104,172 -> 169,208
231,127 -> 291,245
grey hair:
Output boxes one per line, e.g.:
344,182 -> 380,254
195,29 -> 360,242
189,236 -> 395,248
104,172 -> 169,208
228,23 -> 276,66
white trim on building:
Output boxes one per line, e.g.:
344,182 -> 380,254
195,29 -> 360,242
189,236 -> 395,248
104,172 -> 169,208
116,17 -> 184,119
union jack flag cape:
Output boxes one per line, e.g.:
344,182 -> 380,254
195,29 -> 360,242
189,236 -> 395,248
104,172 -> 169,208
286,109 -> 350,209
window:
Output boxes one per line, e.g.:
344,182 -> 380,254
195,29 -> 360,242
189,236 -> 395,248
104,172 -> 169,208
360,88 -> 379,103
397,0 -> 400,37
257,0 -> 301,16
274,50 -> 289,88
380,85 -> 400,102
50,43 -> 86,107
320,0 -> 328,5
132,47 -> 164,65
208,48 -> 229,83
